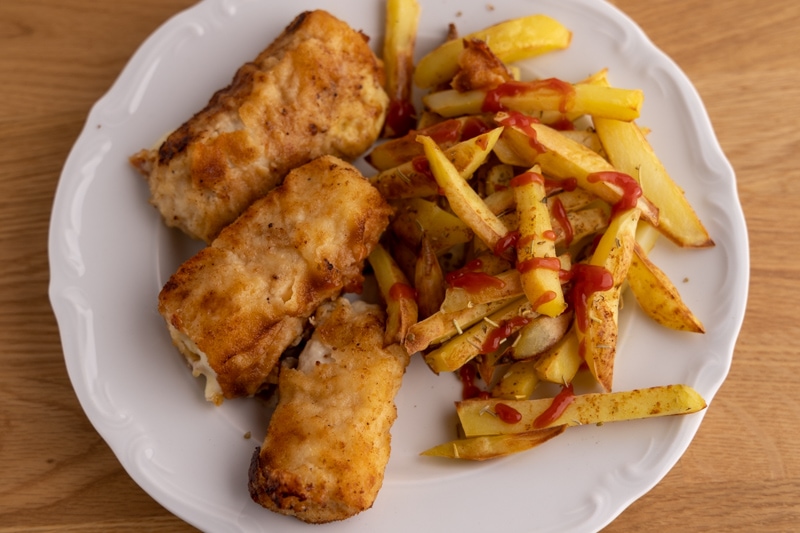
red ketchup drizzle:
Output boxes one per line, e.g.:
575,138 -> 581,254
461,116 -> 491,140
423,118 -> 463,145
517,256 -> 561,274
389,282 -> 417,301
509,171 -> 545,188
545,176 -> 578,193
411,155 -> 434,181
543,229 -> 557,241
385,99 -> 417,138
571,264 -> 614,332
493,230 -> 520,257
496,111 -> 547,153
445,259 -> 505,293
494,402 -> 523,424
587,171 -> 642,216
481,316 -> 531,353
549,117 -> 575,131
482,78 -> 575,113
533,383 -> 576,428
532,290 -> 557,309
550,197 -> 573,246
459,364 -> 484,400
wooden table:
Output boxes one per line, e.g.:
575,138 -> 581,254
2,0 -> 798,531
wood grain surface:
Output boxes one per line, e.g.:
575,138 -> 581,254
1,0 -> 798,531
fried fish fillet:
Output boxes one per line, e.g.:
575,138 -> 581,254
248,298 -> 410,523
130,10 -> 388,243
158,156 -> 392,403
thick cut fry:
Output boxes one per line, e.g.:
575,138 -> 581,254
417,133 -> 511,253
414,234 -> 446,319
492,359 -> 539,400
391,197 -> 473,252
594,115 -> 713,247
404,297 -> 518,354
414,14 -> 571,88
628,243 -> 705,333
371,128 -> 502,199
368,243 -> 419,346
534,328 -> 581,385
512,167 -> 567,317
440,268 -> 523,313
423,297 -> 532,374
423,83 -> 643,121
457,384 -> 707,436
496,116 -> 659,225
507,310 -> 573,361
421,426 -> 565,460
576,208 -> 640,391
382,0 -> 421,137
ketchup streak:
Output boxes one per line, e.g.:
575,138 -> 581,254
494,402 -> 523,424
571,263 -> 614,332
550,197 -> 573,246
445,259 -> 506,293
384,98 -> 416,138
493,230 -> 520,257
496,111 -> 546,153
533,383 -> 576,428
482,78 -> 575,114
587,171 -> 642,216
481,316 -> 531,353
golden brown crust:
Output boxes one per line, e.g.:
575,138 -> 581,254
158,156 -> 392,401
248,299 -> 409,523
132,10 -> 388,242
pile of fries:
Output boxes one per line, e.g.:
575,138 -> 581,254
367,0 -> 713,460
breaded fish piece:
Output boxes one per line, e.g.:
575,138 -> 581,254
131,10 -> 388,243
248,298 -> 410,523
158,156 -> 392,403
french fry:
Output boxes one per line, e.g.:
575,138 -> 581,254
507,309 -> 573,361
534,327 -> 582,384
414,233 -> 446,319
414,14 -> 571,89
391,197 -> 473,252
423,82 -> 643,121
417,133 -> 511,254
457,384 -> 707,436
420,426 -> 566,460
404,297 -> 519,354
440,268 -> 523,313
492,359 -> 540,400
576,208 -> 640,391
495,115 -> 660,225
594,115 -> 714,248
423,297 -> 532,374
628,242 -> 705,333
368,242 -> 419,346
371,127 -> 503,199
382,0 -> 420,137
512,166 -> 567,317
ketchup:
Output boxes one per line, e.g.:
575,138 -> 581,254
587,171 -> 642,216
496,111 -> 547,153
459,364 -> 481,400
493,230 -> 520,257
517,256 -> 561,274
461,116 -> 492,140
550,197 -> 573,246
571,264 -> 614,332
509,171 -> 545,188
533,383 -> 575,428
411,155 -> 433,180
389,282 -> 417,301
384,99 -> 417,138
424,119 -> 463,145
532,290 -> 557,309
494,402 -> 523,424
481,315 -> 531,353
482,78 -> 575,114
445,259 -> 505,292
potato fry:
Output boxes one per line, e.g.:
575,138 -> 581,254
404,297 -> 519,354
368,242 -> 419,345
391,197 -> 473,252
440,268 -> 523,313
371,127 -> 502,199
594,115 -> 714,247
421,426 -> 565,460
457,384 -> 707,436
423,297 -> 532,374
507,309 -> 573,361
512,167 -> 567,317
382,0 -> 420,137
414,233 -> 446,319
495,115 -> 660,225
423,82 -> 643,121
534,328 -> 582,385
575,208 -> 640,391
414,14 -> 571,89
492,359 -> 540,400
417,133 -> 511,254
628,242 -> 705,333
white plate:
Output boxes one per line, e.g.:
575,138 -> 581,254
49,0 -> 748,531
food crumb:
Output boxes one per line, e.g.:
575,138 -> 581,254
486,4 -> 495,11
683,277 -> 689,283
243,431 -> 252,440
